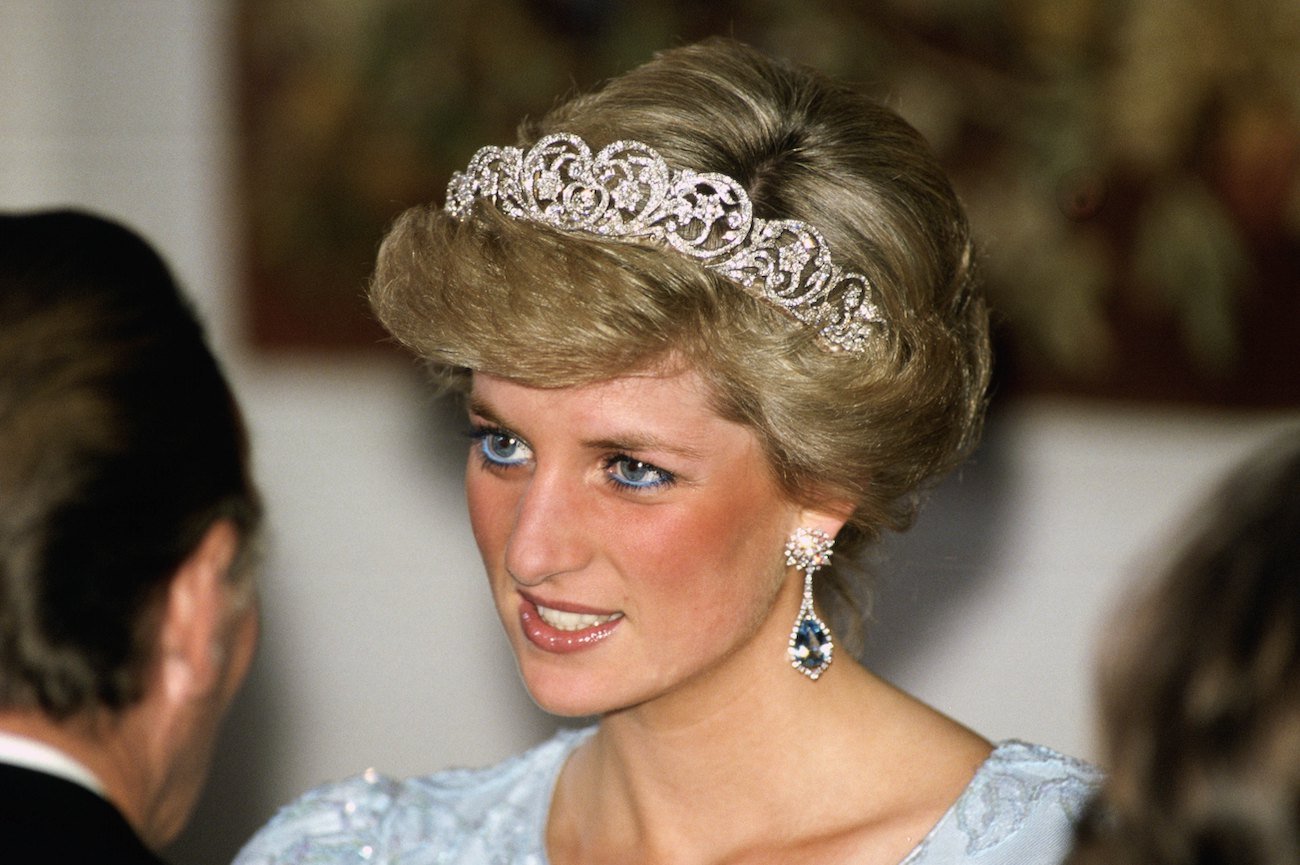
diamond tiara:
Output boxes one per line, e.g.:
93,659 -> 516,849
444,133 -> 886,353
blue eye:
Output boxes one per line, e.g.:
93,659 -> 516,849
472,428 -> 532,467
606,456 -> 674,490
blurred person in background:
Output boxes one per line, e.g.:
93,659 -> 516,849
1068,431 -> 1300,865
0,210 -> 263,864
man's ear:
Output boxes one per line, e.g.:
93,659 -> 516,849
158,520 -> 240,703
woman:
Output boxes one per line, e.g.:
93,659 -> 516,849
1067,433 -> 1300,865
237,39 -> 1096,864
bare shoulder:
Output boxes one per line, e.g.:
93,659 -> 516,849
804,690 -> 1091,864
855,671 -> 994,797
767,670 -> 993,864
872,712 -> 995,856
834,675 -> 1098,864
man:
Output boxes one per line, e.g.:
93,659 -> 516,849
0,210 -> 262,863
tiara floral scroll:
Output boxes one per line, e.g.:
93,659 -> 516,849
444,133 -> 887,353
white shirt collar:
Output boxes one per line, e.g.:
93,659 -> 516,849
0,730 -> 106,796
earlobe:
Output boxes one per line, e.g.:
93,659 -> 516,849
796,500 -> 854,540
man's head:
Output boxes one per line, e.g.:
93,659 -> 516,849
0,209 -> 262,845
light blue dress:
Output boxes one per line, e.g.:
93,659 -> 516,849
234,727 -> 1098,865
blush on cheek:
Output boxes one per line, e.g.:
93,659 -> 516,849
631,498 -> 780,602
465,472 -> 509,560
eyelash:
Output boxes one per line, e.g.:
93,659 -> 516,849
467,424 -> 676,492
602,455 -> 676,491
468,425 -> 531,469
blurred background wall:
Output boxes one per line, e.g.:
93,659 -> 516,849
1,2 -> 1296,864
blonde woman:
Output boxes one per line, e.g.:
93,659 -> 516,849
238,39 -> 1096,865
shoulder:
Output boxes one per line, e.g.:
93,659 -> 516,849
233,727 -> 592,865
0,765 -> 166,864
904,740 -> 1101,864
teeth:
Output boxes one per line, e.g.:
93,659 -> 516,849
536,604 -> 622,632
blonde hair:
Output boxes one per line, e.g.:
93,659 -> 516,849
370,39 -> 990,634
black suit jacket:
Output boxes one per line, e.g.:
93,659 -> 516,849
0,762 -> 168,864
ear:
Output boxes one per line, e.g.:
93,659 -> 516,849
157,520 -> 241,704
794,498 -> 855,541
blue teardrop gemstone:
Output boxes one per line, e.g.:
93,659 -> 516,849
791,616 -> 831,671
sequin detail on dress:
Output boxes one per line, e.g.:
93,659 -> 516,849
234,732 -> 1099,865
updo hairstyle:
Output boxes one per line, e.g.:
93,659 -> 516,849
370,38 -> 990,624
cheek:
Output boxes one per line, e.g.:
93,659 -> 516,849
464,468 -> 510,559
625,487 -> 787,610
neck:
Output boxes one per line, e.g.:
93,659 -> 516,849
0,709 -> 161,846
550,625 -> 994,865
545,573 -> 994,864
553,652 -> 902,862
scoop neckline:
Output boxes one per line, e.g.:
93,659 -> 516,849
532,727 -> 1016,865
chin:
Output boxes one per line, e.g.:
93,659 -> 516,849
529,693 -> 605,719
515,658 -> 641,719
520,672 -> 611,718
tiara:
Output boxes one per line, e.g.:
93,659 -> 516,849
444,133 -> 886,353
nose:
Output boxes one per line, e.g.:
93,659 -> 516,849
503,468 -> 591,586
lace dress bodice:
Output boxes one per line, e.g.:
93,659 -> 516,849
235,727 -> 1098,865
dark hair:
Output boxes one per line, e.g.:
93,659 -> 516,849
1068,431 -> 1300,865
0,210 -> 262,718
371,39 -> 990,637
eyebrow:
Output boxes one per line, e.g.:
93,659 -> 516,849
466,396 -> 505,428
467,395 -> 708,461
584,433 -> 707,461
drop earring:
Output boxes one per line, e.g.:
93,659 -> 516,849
784,527 -> 834,680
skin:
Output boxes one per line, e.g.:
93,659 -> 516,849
0,520 -> 258,849
466,367 -> 835,719
465,367 -> 994,865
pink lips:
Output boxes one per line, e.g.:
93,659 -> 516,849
517,594 -> 623,653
